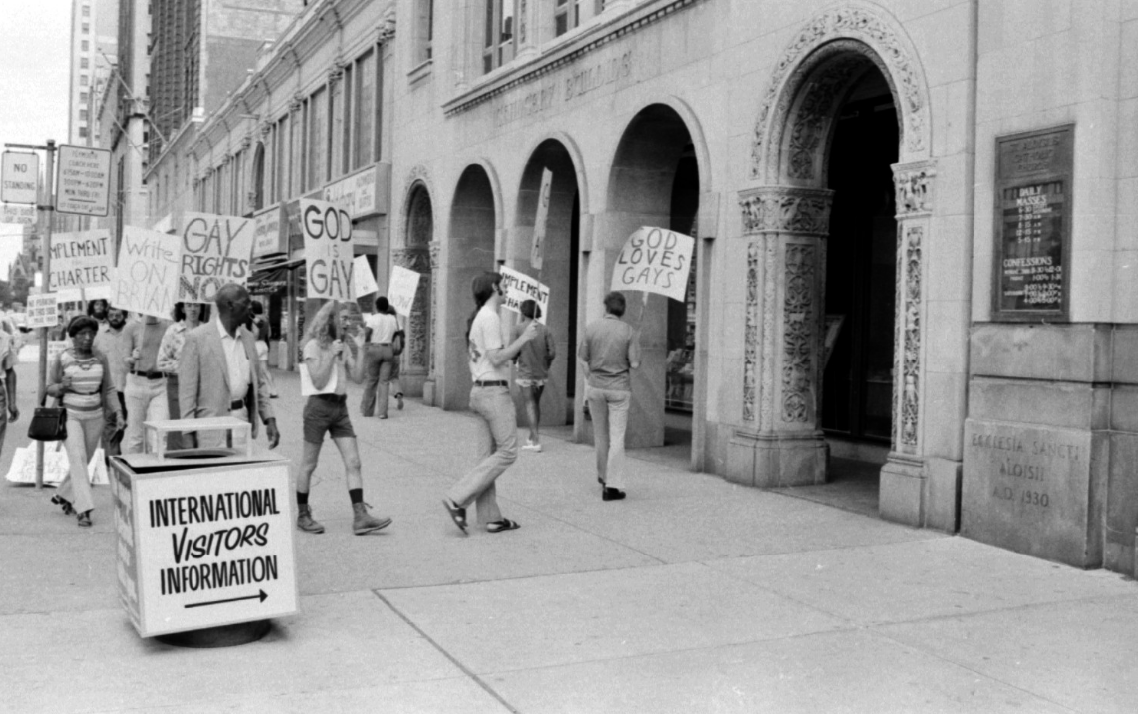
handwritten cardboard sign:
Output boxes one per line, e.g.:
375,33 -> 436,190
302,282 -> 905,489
301,199 -> 354,301
49,230 -> 115,293
179,213 -> 254,303
27,293 -> 59,329
531,168 -> 553,270
388,265 -> 421,318
499,265 -> 549,325
610,227 -> 694,302
114,226 -> 183,320
353,256 -> 379,298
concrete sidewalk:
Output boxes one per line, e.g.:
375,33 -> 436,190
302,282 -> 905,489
2,362 -> 1136,713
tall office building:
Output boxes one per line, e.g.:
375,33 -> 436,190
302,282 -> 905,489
68,0 -> 119,147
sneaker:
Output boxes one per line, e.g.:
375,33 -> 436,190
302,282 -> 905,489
352,502 -> 392,535
297,504 -> 325,534
521,441 -> 543,453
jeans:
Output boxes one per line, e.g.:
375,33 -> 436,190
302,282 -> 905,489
57,408 -> 104,515
124,374 -> 168,454
361,344 -> 394,417
587,386 -> 630,490
446,385 -> 518,526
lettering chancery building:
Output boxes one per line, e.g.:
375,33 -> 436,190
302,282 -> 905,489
145,0 -> 1138,576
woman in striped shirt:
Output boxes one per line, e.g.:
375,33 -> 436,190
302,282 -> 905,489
48,316 -> 124,527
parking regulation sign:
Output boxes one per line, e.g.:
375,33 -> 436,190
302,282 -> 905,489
1,151 -> 40,205
56,144 -> 111,217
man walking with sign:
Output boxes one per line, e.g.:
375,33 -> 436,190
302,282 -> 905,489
578,291 -> 641,501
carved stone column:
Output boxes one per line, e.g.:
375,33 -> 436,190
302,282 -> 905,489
727,186 -> 832,488
390,247 -> 431,377
423,240 -> 441,405
879,160 -> 935,524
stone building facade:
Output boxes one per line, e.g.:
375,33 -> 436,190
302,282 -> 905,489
386,0 -> 1138,576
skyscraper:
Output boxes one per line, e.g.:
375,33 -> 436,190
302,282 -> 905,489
68,0 -> 119,147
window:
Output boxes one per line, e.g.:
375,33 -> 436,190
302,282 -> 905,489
555,0 -> 582,36
82,23 -> 90,33
80,57 -> 89,69
81,40 -> 89,51
353,51 -> 375,169
275,116 -> 288,201
291,105 -> 305,194
414,0 -> 434,64
330,74 -> 343,179
80,92 -> 88,102
80,109 -> 89,120
82,5 -> 90,16
483,0 -> 517,74
307,87 -> 327,188
80,74 -> 88,86
79,127 -> 88,138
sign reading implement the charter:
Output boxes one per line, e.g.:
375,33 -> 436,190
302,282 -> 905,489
993,125 -> 1073,321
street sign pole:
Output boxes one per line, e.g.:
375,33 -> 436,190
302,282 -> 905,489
36,141 -> 56,489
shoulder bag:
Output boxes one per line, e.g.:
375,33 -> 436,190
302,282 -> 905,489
28,395 -> 67,442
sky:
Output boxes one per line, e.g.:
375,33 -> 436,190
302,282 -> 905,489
0,0 -> 73,279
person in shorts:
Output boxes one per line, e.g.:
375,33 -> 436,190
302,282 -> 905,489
512,299 -> 555,452
296,301 -> 391,536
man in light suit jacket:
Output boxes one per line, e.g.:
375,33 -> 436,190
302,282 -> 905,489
178,284 -> 280,450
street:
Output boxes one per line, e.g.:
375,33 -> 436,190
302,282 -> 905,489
1,359 -> 1136,713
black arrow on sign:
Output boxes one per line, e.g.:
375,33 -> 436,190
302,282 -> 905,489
184,589 -> 268,609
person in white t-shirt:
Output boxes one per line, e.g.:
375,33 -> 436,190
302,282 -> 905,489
442,272 -> 538,535
361,296 -> 400,419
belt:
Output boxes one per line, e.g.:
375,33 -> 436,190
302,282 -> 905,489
312,393 -> 347,403
473,380 -> 508,387
131,369 -> 166,380
230,399 -> 245,410
370,342 -> 391,346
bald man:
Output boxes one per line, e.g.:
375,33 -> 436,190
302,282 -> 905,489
178,284 -> 280,450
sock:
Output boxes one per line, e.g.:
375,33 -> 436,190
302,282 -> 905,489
349,488 -> 364,505
297,491 -> 309,506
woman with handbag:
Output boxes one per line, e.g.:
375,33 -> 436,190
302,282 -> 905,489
47,316 -> 124,527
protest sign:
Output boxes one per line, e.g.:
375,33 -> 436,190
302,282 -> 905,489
179,213 -> 255,303
388,265 -> 421,318
49,230 -> 114,293
499,265 -> 549,325
610,227 -> 694,302
353,255 -> 379,298
27,293 -> 59,329
301,199 -> 354,301
114,226 -> 182,320
531,168 -> 553,270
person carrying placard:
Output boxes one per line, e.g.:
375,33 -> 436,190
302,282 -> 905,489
295,301 -> 391,535
441,272 -> 538,535
122,312 -> 172,454
360,296 -> 399,419
578,291 -> 641,502
512,299 -> 556,452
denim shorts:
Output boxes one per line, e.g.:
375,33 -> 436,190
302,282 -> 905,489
303,394 -> 355,443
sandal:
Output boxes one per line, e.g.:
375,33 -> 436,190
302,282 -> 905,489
52,495 -> 76,516
442,499 -> 468,534
77,511 -> 92,528
486,519 -> 520,533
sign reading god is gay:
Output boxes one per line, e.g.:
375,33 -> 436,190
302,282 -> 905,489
114,226 -> 183,319
301,199 -> 354,301
179,213 -> 254,303
610,227 -> 694,302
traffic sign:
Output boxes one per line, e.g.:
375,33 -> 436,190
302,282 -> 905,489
1,151 -> 39,205
56,144 -> 111,217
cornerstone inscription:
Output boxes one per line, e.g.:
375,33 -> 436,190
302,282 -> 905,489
993,125 -> 1073,321
962,420 -> 1098,566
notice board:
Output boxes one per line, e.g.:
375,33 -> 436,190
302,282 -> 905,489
992,125 -> 1073,321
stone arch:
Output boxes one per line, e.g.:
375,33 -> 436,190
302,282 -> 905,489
517,131 -> 590,217
733,2 -> 937,527
750,1 -> 931,183
394,181 -> 435,391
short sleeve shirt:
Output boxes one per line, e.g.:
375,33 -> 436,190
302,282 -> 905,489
468,306 -> 508,382
512,321 -> 553,381
365,312 -> 398,344
303,339 -> 347,395
578,315 -> 640,392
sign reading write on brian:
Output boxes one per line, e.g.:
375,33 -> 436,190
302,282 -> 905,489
610,227 -> 694,302
499,265 -> 549,325
114,226 -> 183,320
49,230 -> 114,292
27,293 -> 59,329
180,213 -> 254,303
302,199 -> 354,301
112,454 -> 297,638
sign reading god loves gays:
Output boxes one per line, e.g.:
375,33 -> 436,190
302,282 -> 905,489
610,227 -> 694,302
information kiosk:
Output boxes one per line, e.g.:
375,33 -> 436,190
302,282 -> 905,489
110,417 -> 297,645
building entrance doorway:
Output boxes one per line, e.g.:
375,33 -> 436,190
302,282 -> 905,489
813,72 -> 898,515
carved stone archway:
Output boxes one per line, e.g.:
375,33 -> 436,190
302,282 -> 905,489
731,2 -> 936,527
